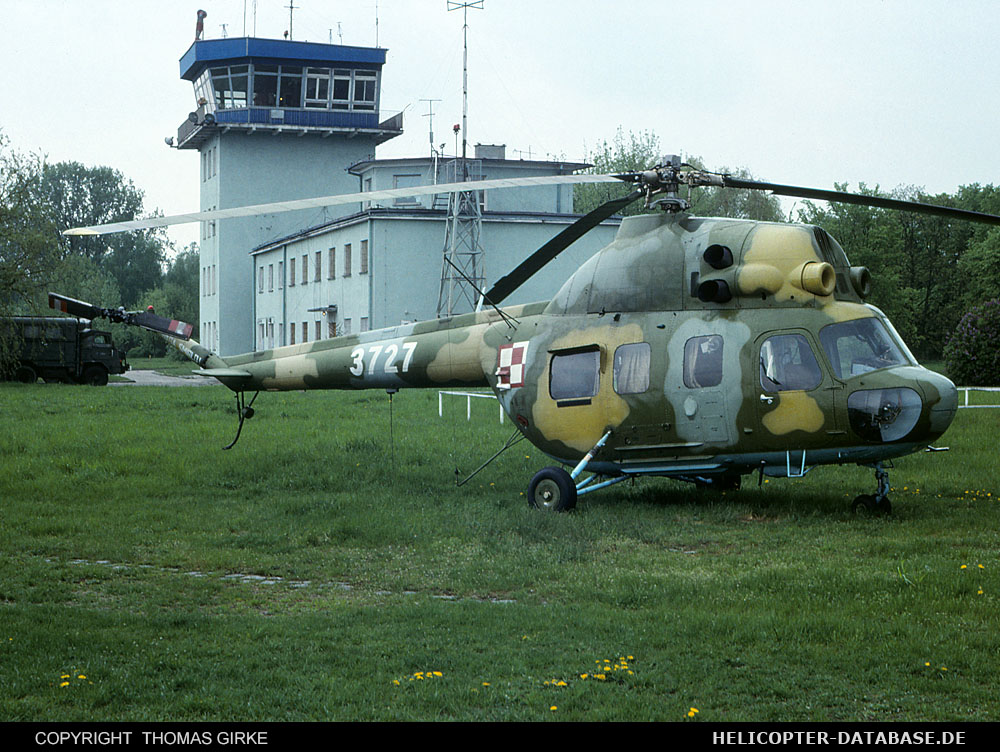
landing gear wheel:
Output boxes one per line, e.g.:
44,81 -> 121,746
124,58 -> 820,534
851,494 -> 892,516
528,467 -> 577,512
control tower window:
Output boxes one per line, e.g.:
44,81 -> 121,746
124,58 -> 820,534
211,65 -> 248,109
305,68 -> 330,108
332,69 -> 351,110
278,66 -> 302,108
354,71 -> 377,111
252,64 -> 277,107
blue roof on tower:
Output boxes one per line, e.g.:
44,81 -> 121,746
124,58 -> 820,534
179,37 -> 388,80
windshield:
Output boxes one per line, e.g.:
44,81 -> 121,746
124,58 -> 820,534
819,317 -> 910,379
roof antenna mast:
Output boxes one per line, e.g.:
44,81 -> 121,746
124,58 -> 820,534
447,1 -> 483,171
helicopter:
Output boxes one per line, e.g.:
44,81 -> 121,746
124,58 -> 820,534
55,157 -> 1000,514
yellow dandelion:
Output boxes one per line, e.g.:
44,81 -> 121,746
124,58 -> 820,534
60,674 -> 70,679
60,682 -> 69,688
77,675 -> 86,680
595,673 -> 606,680
580,674 -> 588,679
432,671 -> 442,677
482,682 -> 490,687
393,679 -> 400,685
925,662 -> 931,667
961,564 -> 968,569
978,588 -> 984,595
550,706 -> 557,711
979,564 -> 985,569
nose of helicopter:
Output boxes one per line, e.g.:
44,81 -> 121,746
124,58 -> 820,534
918,368 -> 959,442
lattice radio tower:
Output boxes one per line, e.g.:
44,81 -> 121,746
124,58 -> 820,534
437,1 -> 486,317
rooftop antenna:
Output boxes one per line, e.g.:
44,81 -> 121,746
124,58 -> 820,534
421,99 -> 442,158
285,0 -> 298,40
220,23 -> 228,38
375,0 -> 379,46
338,22 -> 344,44
447,1 -> 483,171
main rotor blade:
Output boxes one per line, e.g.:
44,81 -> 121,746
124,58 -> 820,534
483,188 -> 643,305
48,292 -> 194,339
721,177 -> 1000,226
63,174 -> 624,236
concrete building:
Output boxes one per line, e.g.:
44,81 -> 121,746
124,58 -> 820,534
176,36 -> 618,355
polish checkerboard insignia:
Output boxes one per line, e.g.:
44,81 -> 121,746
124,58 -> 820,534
496,341 -> 529,389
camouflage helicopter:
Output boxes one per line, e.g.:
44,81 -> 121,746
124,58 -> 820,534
57,157 -> 1000,514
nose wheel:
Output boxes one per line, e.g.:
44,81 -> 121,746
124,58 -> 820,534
852,464 -> 892,515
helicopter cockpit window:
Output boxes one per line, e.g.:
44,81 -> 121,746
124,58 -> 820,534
613,343 -> 650,395
759,334 -> 823,392
550,348 -> 601,403
683,335 -> 724,388
819,318 -> 908,379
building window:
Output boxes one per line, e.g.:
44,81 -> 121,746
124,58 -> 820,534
360,239 -> 369,274
683,335 -> 724,389
301,322 -> 308,342
328,248 -> 336,278
328,320 -> 337,338
343,318 -> 352,335
289,257 -> 296,286
278,66 -> 303,108
360,317 -> 369,332
304,68 -> 330,108
344,243 -> 352,277
302,255 -> 308,284
268,264 -> 274,292
278,261 -> 283,288
353,70 -> 377,111
393,174 -> 422,205
315,251 -> 322,282
258,322 -> 265,349
258,267 -> 264,293
315,321 -> 322,341
290,322 -> 296,345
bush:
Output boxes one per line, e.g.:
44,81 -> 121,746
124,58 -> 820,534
943,299 -> 1000,386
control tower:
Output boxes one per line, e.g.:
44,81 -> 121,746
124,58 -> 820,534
175,37 -> 402,355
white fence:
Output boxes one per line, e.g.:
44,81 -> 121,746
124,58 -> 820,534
438,390 -> 505,423
958,386 -> 1000,409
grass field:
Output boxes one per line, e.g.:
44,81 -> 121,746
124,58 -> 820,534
1,380 -> 998,721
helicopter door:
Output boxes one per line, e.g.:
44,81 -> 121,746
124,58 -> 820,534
754,331 -> 840,448
679,334 -> 733,447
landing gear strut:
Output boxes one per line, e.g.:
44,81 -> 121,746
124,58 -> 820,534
852,463 -> 892,515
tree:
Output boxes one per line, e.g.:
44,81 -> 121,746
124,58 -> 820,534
0,132 -> 59,371
40,161 -> 168,306
573,128 -> 782,222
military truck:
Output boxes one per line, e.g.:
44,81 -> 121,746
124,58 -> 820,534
1,316 -> 128,385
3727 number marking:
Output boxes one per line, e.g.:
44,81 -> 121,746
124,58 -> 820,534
349,341 -> 417,377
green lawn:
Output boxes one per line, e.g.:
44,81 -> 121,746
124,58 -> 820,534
1,383 -> 998,721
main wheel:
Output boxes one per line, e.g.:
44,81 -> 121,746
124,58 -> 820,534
851,494 -> 892,516
15,365 -> 37,384
527,467 -> 577,512
81,365 -> 109,386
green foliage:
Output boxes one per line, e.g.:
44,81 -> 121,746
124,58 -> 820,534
41,161 -> 168,307
572,128 -> 782,222
0,132 -> 60,371
795,184 -> 999,360
943,300 -> 1000,386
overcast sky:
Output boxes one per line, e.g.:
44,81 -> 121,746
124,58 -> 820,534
2,0 -> 999,252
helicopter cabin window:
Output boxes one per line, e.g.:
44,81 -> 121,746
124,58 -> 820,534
759,334 -> 823,392
549,347 -> 601,405
683,335 -> 724,388
613,343 -> 650,395
818,317 -> 909,379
